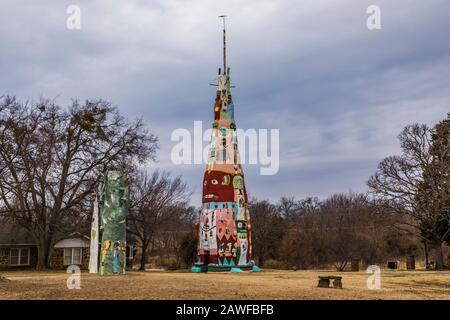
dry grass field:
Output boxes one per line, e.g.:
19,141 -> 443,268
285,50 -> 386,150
0,269 -> 449,300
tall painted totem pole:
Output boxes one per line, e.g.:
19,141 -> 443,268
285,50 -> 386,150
193,16 -> 256,272
95,171 -> 129,276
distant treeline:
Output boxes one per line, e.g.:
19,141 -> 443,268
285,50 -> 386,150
248,193 -> 419,271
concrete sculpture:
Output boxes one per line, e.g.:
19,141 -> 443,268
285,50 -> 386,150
98,171 -> 129,275
193,17 -> 256,272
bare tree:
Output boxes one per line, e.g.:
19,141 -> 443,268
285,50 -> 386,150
278,196 -> 299,219
416,118 -> 450,268
0,96 -> 157,269
156,205 -> 197,269
278,196 -> 320,227
250,199 -> 286,266
128,170 -> 191,270
368,125 -> 430,252
321,193 -> 374,271
368,123 -> 449,269
279,193 -> 407,270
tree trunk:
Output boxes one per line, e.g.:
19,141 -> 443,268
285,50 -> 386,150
36,235 -> 53,270
423,241 -> 429,268
139,249 -> 146,271
45,238 -> 54,269
432,241 -> 445,270
258,255 -> 265,267
36,243 -> 47,270
139,239 -> 149,271
335,260 -> 348,272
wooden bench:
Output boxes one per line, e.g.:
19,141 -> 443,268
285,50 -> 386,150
318,276 -> 342,289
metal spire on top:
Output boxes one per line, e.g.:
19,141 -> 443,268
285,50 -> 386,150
219,15 -> 227,75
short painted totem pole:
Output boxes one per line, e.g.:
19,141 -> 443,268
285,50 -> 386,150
98,171 -> 129,275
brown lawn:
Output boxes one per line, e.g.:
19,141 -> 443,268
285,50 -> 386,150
0,269 -> 449,300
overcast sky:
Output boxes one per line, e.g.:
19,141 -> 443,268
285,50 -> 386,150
1,0 -> 450,205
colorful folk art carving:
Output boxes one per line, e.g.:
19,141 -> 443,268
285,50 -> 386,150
195,65 -> 253,272
203,171 -> 235,202
192,17 -> 256,272
99,171 -> 129,276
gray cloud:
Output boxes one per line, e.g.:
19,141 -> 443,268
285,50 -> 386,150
1,0 -> 449,204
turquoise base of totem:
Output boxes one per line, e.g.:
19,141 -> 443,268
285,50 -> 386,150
191,265 -> 208,273
191,262 -> 260,273
252,265 -> 261,272
207,265 -> 254,272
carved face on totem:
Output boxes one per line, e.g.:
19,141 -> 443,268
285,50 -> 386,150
203,170 -> 234,202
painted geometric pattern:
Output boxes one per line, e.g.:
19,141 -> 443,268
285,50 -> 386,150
198,73 -> 252,268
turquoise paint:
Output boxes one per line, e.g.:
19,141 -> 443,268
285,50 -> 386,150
113,251 -> 118,273
228,103 -> 234,120
252,265 -> 261,272
191,266 -> 207,273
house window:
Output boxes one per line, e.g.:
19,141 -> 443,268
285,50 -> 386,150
9,248 -> 30,266
63,248 -> 82,265
128,245 -> 134,259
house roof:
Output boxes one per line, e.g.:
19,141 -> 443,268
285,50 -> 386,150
53,232 -> 90,248
0,223 -> 135,247
54,237 -> 90,248
65,232 -> 90,241
0,223 -> 35,246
